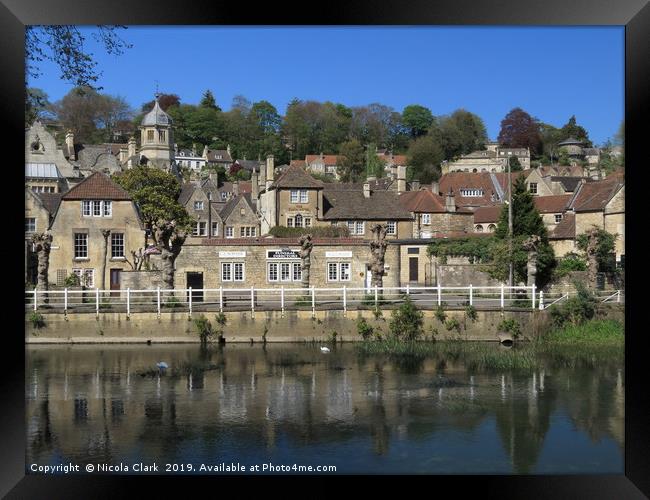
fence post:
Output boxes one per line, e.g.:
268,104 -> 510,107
126,288 -> 130,318
469,284 -> 473,306
96,288 -> 100,318
531,284 -> 536,310
374,285 -> 378,308
219,286 -> 223,313
311,286 -> 315,318
500,284 -> 505,309
406,284 -> 410,296
538,290 -> 544,310
617,290 -> 621,303
251,286 -> 255,318
188,287 -> 192,317
64,288 -> 68,313
156,287 -> 161,318
33,291 -> 37,311
281,286 -> 285,317
343,286 -> 347,315
437,285 -> 441,306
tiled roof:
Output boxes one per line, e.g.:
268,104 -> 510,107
234,159 -> 263,171
461,150 -> 497,159
439,172 -> 507,207
178,183 -> 196,206
290,160 -> 306,168
219,193 -> 255,220
377,154 -> 408,165
548,176 -> 583,192
142,97 -> 172,126
34,192 -> 63,215
272,165 -> 324,189
399,190 -> 447,213
533,194 -> 572,213
473,205 -> 503,223
570,175 -> 624,212
305,155 -> 342,166
535,165 -> 585,177
550,213 -> 575,239
322,190 -> 412,220
206,149 -> 232,162
61,172 -> 131,200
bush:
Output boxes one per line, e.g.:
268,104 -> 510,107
193,315 -> 215,344
548,282 -> 596,328
435,305 -> 447,323
498,318 -> 522,338
445,317 -> 461,333
268,225 -> 350,238
465,305 -> 478,322
29,312 -> 45,329
357,318 -> 374,340
554,253 -> 587,280
63,273 -> 80,287
389,297 -> 424,341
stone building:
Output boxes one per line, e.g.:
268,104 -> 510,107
25,189 -> 62,284
549,213 -> 577,258
47,172 -> 146,291
173,238 -> 401,291
441,145 -> 530,174
178,179 -> 224,239
398,188 -> 473,238
533,195 -> 572,232
438,172 -> 508,211
305,154 -> 342,178
138,93 -> 175,171
472,205 -> 501,233
219,194 -> 260,239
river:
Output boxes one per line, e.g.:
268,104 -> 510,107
26,342 -> 624,474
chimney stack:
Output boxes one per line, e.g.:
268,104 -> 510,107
202,145 -> 209,159
233,180 -> 240,196
411,180 -> 420,191
363,182 -> 371,198
226,144 -> 231,158
127,137 -> 137,167
445,188 -> 456,212
65,131 -> 75,161
251,168 -> 259,200
266,154 -> 275,189
119,146 -> 128,164
431,181 -> 439,195
209,172 -> 218,185
397,165 -> 407,194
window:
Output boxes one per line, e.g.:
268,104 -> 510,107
111,233 -> 124,258
347,221 -> 355,234
193,222 -> 207,237
300,190 -> 308,203
103,201 -> 112,216
225,226 -> 234,238
292,263 -> 302,281
74,233 -> 88,259
158,130 -> 165,142
529,183 -> 538,194
290,190 -> 299,203
194,201 -> 204,210
25,218 -> 36,233
56,269 -> 66,286
555,214 -> 563,223
386,221 -> 396,235
304,218 -> 311,228
82,201 -> 91,216
239,226 -> 256,237
327,262 -> 351,282
488,224 -> 496,232
287,217 -> 294,228
221,262 -> 244,282
355,221 -> 365,235
211,222 -> 219,236
459,189 -> 484,197
93,200 -> 102,216
83,269 -> 95,288
221,192 -> 227,200
280,262 -> 291,281
83,200 -> 112,217
147,130 -> 154,142
295,214 -> 303,228
328,262 -> 338,281
268,262 -> 278,281
422,214 -> 431,225
476,225 -> 484,233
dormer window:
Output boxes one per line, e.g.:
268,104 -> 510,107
460,189 -> 483,197
194,201 -> 204,210
82,200 -> 112,217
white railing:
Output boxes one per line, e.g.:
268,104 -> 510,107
25,285 -> 549,317
538,289 -> 624,310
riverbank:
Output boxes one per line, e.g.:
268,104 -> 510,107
24,305 -> 624,344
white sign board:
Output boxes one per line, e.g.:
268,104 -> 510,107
219,251 -> 246,258
325,251 -> 353,258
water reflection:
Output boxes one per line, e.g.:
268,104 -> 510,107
26,343 -> 624,474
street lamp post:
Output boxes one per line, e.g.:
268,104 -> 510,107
508,155 -> 514,288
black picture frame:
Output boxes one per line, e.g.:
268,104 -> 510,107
2,1 -> 648,497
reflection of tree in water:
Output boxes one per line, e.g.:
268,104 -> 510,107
494,371 -> 557,474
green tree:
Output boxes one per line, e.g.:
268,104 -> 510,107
365,144 -> 385,179
25,87 -> 52,125
389,297 -> 424,341
402,104 -> 434,138
406,135 -> 444,183
434,109 -> 487,159
112,166 -> 193,289
509,156 -> 522,172
338,139 -> 365,182
493,176 -> 555,286
577,228 -> 617,272
560,115 -> 592,147
199,89 -> 220,111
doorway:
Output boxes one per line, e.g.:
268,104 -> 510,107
186,272 -> 204,302
365,265 -> 372,291
409,257 -> 419,282
110,269 -> 121,297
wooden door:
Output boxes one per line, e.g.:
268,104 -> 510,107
409,257 -> 419,282
110,269 -> 121,297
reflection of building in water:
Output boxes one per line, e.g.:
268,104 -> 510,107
26,346 -> 624,471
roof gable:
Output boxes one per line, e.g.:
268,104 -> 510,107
61,172 -> 131,201
272,165 -> 324,189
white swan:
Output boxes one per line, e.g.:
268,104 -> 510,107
156,362 -> 169,369
320,346 -> 330,353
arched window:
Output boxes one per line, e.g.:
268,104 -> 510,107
158,130 -> 166,142
295,214 -> 303,228
472,168 -> 478,173
488,224 -> 496,232
476,225 -> 484,232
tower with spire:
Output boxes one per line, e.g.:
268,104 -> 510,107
138,92 -> 174,170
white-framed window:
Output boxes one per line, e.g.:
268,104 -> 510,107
290,190 -> 299,203
83,269 -> 95,288
268,262 -> 278,281
193,222 -> 207,236
476,224 -> 484,233
347,221 -> 355,234
239,226 -> 257,237
421,214 -> 431,225
327,262 -> 351,282
355,221 -> 364,235
25,218 -> 36,233
327,262 -> 338,281
222,262 -> 244,282
194,201 -> 204,210
529,183 -> 538,194
386,221 -> 396,235
82,200 -> 112,217
103,201 -> 112,216
82,201 -> 91,216
147,130 -> 154,142
555,214 -> 563,223
225,226 -> 234,238
287,217 -> 294,228
304,218 -> 312,227
211,222 -> 219,236
93,200 -> 102,216
280,262 -> 291,281
459,189 -> 484,197
300,190 -> 308,203
74,233 -> 88,259
295,214 -> 303,228
221,192 -> 227,200
292,263 -> 302,281
111,233 -> 124,258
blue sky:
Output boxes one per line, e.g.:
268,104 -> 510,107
28,26 -> 624,145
